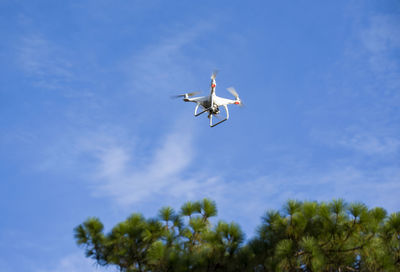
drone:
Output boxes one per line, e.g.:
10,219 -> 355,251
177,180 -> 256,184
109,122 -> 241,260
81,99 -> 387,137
172,71 -> 242,127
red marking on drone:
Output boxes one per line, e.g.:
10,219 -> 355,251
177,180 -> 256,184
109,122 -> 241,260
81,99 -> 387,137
234,101 -> 240,104
212,84 -> 216,88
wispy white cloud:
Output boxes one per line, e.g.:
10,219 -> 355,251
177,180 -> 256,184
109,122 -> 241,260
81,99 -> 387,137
360,14 -> 400,96
123,22 -> 215,96
308,165 -> 400,212
77,124 -> 204,206
36,253 -> 107,272
225,164 -> 400,223
338,133 -> 400,155
361,15 -> 400,55
17,34 -> 75,89
310,10 -> 400,156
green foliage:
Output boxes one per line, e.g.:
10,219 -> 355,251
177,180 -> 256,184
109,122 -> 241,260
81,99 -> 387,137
180,201 -> 201,217
75,199 -> 400,271
74,217 -> 106,264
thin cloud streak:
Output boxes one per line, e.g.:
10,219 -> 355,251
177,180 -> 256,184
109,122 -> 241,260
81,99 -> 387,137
309,11 -> 400,157
17,34 -> 75,89
338,133 -> 400,155
36,253 -> 106,272
227,164 -> 400,229
82,126 -> 197,206
123,22 -> 215,96
360,14 -> 400,103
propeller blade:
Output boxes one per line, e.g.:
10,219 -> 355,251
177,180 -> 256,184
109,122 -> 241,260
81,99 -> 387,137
170,91 -> 200,99
227,87 -> 239,99
211,70 -> 219,80
227,87 -> 244,107
170,94 -> 184,99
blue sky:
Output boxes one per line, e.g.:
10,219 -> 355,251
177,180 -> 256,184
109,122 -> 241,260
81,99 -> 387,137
1,0 -> 399,271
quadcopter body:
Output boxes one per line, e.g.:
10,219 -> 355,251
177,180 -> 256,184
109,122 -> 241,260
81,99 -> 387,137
173,72 -> 242,127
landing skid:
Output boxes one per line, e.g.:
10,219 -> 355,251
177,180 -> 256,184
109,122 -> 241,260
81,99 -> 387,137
210,116 -> 228,127
194,104 -> 230,127
209,105 -> 229,127
194,104 -> 207,117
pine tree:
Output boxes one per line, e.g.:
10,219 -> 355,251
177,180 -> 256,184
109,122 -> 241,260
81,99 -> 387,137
74,199 -> 400,271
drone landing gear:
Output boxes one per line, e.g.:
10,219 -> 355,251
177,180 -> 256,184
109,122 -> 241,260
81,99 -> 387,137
194,104 -> 229,127
194,104 -> 207,117
209,105 -> 229,127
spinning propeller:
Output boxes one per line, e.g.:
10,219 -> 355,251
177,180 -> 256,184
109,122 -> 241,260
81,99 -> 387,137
211,70 -> 218,80
171,91 -> 200,99
227,87 -> 243,106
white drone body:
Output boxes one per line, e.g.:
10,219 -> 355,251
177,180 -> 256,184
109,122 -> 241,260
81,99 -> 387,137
173,72 -> 242,127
